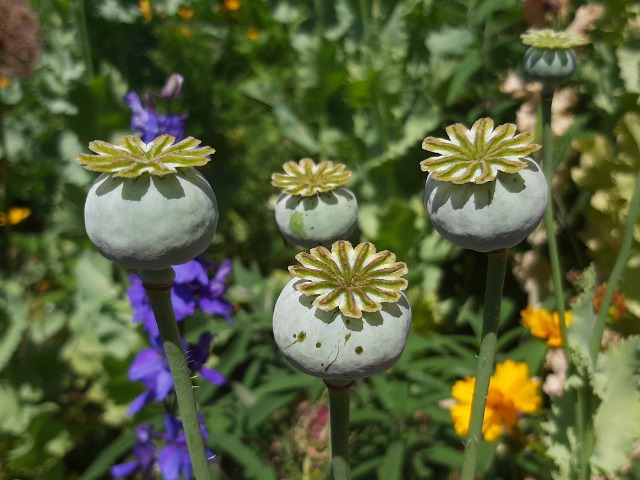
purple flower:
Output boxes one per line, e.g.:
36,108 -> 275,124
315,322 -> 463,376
111,424 -> 156,479
187,332 -> 226,385
127,333 -> 225,415
127,257 -> 234,336
123,75 -> 188,142
111,415 -> 214,480
157,414 -> 214,480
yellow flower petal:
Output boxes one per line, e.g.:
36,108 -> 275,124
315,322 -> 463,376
522,306 -> 572,347
449,360 -> 541,441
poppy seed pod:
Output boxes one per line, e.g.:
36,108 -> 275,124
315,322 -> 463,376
274,187 -> 358,248
523,46 -> 577,84
424,158 -> 547,252
520,28 -> 587,84
78,135 -> 218,270
273,241 -> 411,381
84,168 -> 218,270
420,119 -> 546,252
273,278 -> 411,381
272,159 -> 358,248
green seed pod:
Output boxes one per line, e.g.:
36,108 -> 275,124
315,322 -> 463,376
420,118 -> 546,252
272,158 -> 358,248
520,29 -> 587,84
424,158 -> 547,252
274,187 -> 358,248
523,46 -> 577,84
273,241 -> 411,381
84,168 -> 218,270
77,135 -> 218,270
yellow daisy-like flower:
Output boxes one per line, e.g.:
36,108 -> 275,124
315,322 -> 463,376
271,158 -> 351,197
521,306 -> 572,347
420,118 -> 540,184
450,360 -> 541,442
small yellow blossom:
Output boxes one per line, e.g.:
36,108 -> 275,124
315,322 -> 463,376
0,207 -> 31,227
0,76 -> 11,88
139,0 -> 153,21
223,0 -> 240,12
450,360 -> 541,442
247,26 -> 259,41
178,7 -> 193,20
521,306 -> 572,347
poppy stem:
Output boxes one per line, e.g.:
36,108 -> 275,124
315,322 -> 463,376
460,249 -> 507,480
324,380 -> 353,480
540,86 -> 571,362
140,267 -> 214,480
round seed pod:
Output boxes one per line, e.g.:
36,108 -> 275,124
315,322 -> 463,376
272,278 -> 412,382
523,46 -> 577,84
274,186 -> 358,248
424,158 -> 547,252
84,167 -> 218,270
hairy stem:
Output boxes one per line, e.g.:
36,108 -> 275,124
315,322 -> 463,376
140,268 -> 213,480
460,249 -> 508,480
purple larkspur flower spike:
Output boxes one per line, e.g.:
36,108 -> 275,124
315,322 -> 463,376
111,424 -> 156,479
127,257 -> 234,336
157,414 -> 214,480
127,333 -> 225,414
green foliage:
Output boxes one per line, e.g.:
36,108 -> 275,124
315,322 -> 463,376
592,336 -> 640,475
2,0 -> 640,478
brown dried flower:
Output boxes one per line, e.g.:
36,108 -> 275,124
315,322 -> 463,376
0,0 -> 42,80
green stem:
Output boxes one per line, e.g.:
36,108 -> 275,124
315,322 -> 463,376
540,87 -> 571,362
460,249 -> 508,480
76,0 -> 94,80
590,166 -> 640,357
541,85 -> 592,480
325,380 -> 352,480
139,268 -> 213,480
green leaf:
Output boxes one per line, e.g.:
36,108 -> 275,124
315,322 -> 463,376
591,336 -> 640,475
445,50 -> 483,105
208,430 -> 278,480
377,441 -> 405,480
425,27 -> 474,58
0,281 -> 29,372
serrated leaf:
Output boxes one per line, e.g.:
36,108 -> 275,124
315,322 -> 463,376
591,336 -> 640,475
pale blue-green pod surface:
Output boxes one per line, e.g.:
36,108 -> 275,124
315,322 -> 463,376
274,186 -> 358,248
84,168 -> 218,270
424,158 -> 548,253
272,278 -> 412,382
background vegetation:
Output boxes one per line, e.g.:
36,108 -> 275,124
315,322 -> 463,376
1,0 -> 639,479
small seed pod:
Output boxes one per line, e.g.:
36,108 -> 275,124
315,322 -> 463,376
272,159 -> 358,248
520,29 -> 587,84
78,135 -> 218,270
272,241 -> 411,382
421,118 -> 546,252
523,47 -> 577,84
